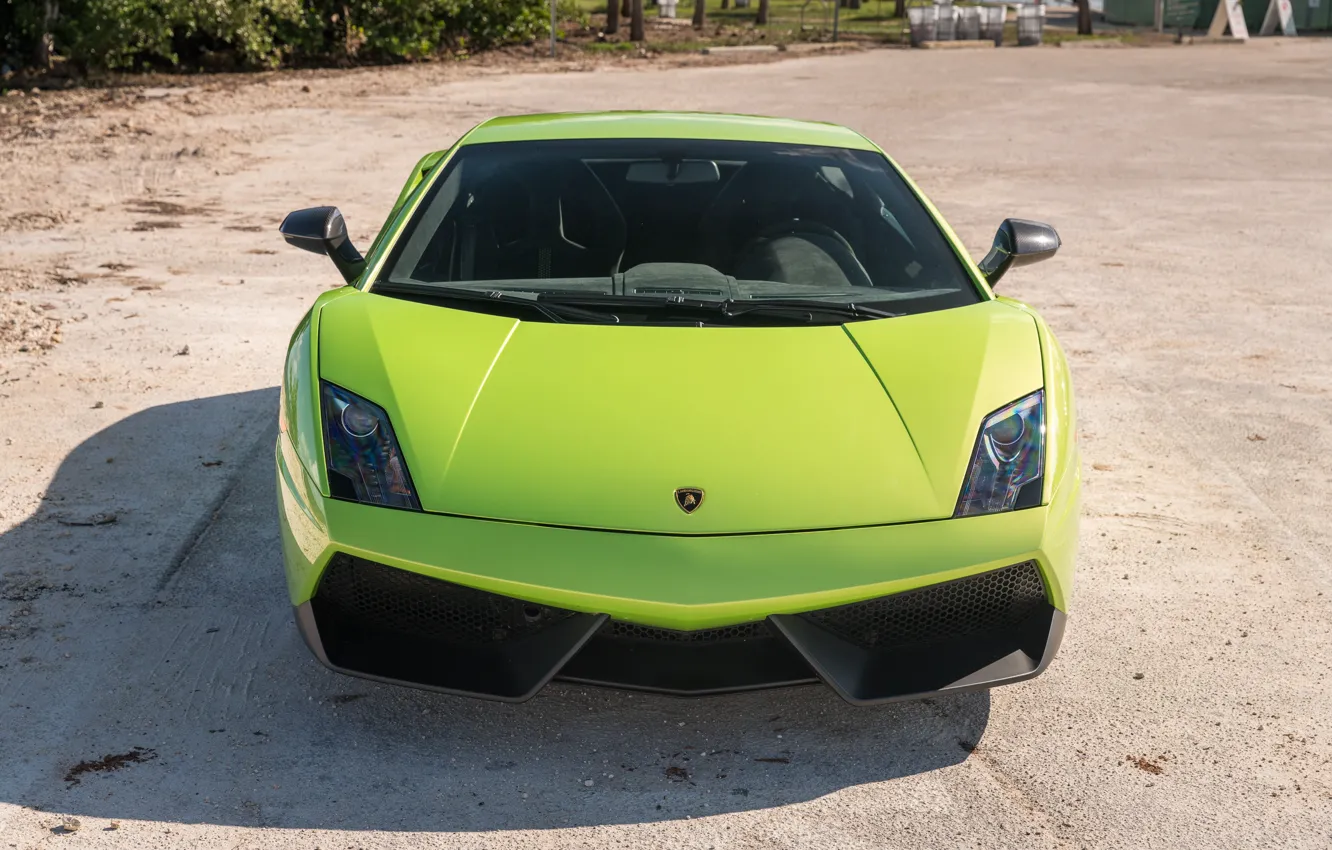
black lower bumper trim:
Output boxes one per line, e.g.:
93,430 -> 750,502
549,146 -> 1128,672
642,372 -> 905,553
295,554 -> 1066,704
556,620 -> 818,696
769,605 -> 1065,706
298,600 -> 607,703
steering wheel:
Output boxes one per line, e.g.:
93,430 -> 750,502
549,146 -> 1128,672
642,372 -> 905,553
740,219 -> 874,289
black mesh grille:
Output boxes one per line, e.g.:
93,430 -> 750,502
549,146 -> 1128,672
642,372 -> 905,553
315,554 -> 576,645
603,619 -> 771,644
802,561 -> 1047,650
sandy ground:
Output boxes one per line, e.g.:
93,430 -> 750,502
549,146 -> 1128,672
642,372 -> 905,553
2,41 -> 1332,849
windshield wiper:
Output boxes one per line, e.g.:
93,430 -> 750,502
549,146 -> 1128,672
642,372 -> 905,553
375,281 -> 620,324
378,282 -> 897,326
538,293 -> 900,324
720,299 -> 901,322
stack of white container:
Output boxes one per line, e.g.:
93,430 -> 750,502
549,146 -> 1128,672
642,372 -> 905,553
907,3 -> 1040,47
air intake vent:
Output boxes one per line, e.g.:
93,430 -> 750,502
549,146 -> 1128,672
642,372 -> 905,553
315,554 -> 576,645
604,619 -> 770,643
800,561 -> 1047,650
629,287 -> 725,296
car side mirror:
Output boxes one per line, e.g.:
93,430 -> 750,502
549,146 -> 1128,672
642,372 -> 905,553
977,218 -> 1060,288
279,206 -> 366,284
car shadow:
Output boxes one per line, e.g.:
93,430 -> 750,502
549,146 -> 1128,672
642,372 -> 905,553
0,392 -> 989,833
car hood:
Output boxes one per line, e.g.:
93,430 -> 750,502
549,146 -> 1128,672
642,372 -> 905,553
318,293 -> 1044,533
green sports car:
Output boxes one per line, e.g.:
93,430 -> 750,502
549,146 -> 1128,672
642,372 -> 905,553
275,111 -> 1079,705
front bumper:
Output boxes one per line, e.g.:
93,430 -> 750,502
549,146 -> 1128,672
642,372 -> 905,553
277,437 -> 1078,705
296,553 -> 1064,704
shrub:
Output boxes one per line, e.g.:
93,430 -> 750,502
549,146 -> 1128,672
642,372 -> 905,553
3,0 -> 555,72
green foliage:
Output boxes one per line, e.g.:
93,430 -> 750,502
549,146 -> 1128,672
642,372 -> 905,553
43,0 -> 302,69
2,0 -> 556,71
555,0 -> 589,28
3,0 -> 44,66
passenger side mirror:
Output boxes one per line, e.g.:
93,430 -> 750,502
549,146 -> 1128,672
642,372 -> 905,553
279,206 -> 366,284
977,218 -> 1060,288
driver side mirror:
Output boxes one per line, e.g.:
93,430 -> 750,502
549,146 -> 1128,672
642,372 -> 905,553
279,206 -> 366,284
977,218 -> 1060,288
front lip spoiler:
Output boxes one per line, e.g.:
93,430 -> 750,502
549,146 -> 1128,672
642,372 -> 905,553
295,602 -> 609,703
294,602 -> 1065,706
768,608 -> 1065,706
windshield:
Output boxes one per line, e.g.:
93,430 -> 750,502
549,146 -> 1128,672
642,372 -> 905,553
376,139 -> 981,324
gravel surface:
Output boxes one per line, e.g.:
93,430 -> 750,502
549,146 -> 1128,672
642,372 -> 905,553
1,41 -> 1331,849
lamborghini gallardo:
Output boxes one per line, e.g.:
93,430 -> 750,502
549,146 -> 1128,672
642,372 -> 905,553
275,112 -> 1079,705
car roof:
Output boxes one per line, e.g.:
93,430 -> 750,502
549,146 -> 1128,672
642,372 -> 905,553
457,111 -> 878,151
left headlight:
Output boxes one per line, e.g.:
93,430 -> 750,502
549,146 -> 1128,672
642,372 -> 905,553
320,381 -> 420,510
954,389 -> 1044,518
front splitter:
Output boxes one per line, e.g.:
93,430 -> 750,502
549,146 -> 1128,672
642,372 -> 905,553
294,601 -> 1064,706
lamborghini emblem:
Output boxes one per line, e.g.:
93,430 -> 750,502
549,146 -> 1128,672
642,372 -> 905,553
674,488 -> 705,514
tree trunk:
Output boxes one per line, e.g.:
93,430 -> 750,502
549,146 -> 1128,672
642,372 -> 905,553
756,0 -> 769,23
621,0 -> 631,19
720,0 -> 728,8
607,0 -> 620,33
893,0 -> 904,18
1076,0 -> 1093,33
34,0 -> 58,71
342,4 -> 355,58
692,0 -> 706,28
631,0 -> 645,40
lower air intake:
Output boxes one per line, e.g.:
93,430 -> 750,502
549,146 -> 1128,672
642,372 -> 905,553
603,619 -> 770,644
297,555 -> 1062,705
315,553 -> 576,645
800,560 -> 1047,650
308,554 -> 603,702
556,617 -> 816,695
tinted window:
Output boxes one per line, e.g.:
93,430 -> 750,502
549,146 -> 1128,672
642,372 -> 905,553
379,139 -> 980,315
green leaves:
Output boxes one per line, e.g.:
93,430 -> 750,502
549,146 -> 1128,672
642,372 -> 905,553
3,0 -> 554,71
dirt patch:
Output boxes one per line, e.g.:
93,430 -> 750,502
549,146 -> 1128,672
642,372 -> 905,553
0,211 -> 66,232
1126,755 -> 1165,775
0,266 -> 43,294
664,765 -> 690,781
0,297 -> 63,355
0,573 -> 77,603
132,219 -> 187,232
64,748 -> 158,786
48,268 -> 91,287
124,199 -> 217,218
130,220 -> 183,232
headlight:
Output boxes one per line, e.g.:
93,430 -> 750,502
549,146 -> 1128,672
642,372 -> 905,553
320,381 -> 420,510
954,389 -> 1044,517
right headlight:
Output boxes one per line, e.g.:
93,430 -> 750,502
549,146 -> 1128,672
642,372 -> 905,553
954,389 -> 1044,517
320,381 -> 420,510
